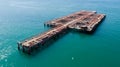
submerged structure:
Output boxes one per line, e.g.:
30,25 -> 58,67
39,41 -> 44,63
18,10 -> 105,54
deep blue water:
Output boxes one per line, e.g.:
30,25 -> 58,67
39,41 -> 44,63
0,0 -> 120,67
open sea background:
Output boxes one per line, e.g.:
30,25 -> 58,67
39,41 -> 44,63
0,0 -> 120,67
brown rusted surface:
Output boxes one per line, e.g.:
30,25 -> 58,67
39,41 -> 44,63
18,10 -> 105,54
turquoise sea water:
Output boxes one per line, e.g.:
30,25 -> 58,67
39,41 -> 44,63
0,0 -> 120,67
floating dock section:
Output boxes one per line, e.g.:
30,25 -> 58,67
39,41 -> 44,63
18,10 -> 105,54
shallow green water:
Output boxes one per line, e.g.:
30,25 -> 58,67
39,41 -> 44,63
0,0 -> 120,67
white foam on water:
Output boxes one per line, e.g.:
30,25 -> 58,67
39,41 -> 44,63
72,57 -> 74,60
0,46 -> 12,61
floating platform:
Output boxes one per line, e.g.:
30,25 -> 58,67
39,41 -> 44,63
18,10 -> 106,54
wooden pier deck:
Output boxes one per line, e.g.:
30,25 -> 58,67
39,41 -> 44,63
18,10 -> 105,54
